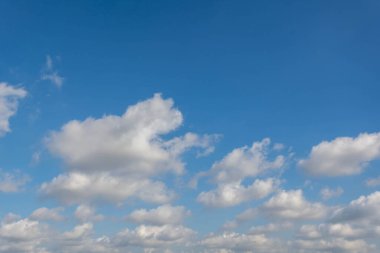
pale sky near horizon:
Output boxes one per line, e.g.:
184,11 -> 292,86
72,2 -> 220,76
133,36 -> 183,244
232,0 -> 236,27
1,1 -> 380,252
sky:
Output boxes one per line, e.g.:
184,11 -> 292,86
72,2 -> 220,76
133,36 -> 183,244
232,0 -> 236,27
0,0 -> 380,252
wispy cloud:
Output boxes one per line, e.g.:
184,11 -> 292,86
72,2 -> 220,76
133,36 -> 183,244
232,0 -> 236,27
41,55 -> 64,88
0,170 -> 30,193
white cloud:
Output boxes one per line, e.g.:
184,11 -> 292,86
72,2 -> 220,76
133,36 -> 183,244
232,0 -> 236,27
197,178 -> 280,208
330,191 -> 380,224
114,224 -> 195,249
30,207 -> 64,222
0,217 -> 50,253
292,238 -> 375,253
199,232 -> 285,253
297,223 -> 367,240
0,170 -> 30,192
260,189 -> 329,220
58,223 -> 117,253
0,82 -> 27,137
75,205 -> 104,223
320,187 -> 344,200
293,222 -> 377,253
41,94 -> 216,204
63,223 -> 93,240
196,139 -> 285,208
299,132 -> 380,176
40,172 -> 175,205
223,189 -> 329,230
41,55 -> 64,88
208,138 -> 285,184
127,205 -> 190,226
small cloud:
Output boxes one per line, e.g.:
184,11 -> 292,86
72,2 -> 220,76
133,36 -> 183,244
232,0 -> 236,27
320,187 -> 343,200
0,170 -> 30,193
41,55 -> 64,88
30,207 -> 64,222
366,176 -> 380,187
30,151 -> 41,166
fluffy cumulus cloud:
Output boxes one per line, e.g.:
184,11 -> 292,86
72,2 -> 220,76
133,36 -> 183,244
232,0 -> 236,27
196,139 -> 285,207
0,216 -> 50,253
74,205 -> 104,223
3,88 -> 380,253
299,132 -> 380,176
260,189 -> 329,220
330,191 -> 380,224
127,205 -> 190,225
113,224 -> 195,250
292,222 -> 377,253
199,232 -> 285,253
41,94 -> 216,204
207,138 -> 285,184
40,172 -> 175,204
224,189 -> 330,229
287,191 -> 380,253
0,82 -> 27,137
197,178 -> 280,208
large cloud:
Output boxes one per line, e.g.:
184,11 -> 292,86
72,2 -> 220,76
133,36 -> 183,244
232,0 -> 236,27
41,94 -> 216,204
299,132 -> 380,176
40,172 -> 175,204
0,82 -> 27,137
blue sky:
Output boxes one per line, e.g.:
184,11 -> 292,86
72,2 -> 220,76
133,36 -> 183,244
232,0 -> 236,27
0,0 -> 380,252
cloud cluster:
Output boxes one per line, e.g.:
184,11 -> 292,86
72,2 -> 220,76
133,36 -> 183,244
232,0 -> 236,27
320,187 -> 344,200
0,217 -> 50,253
2,89 -> 380,253
197,139 -> 285,207
2,189 -> 380,253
